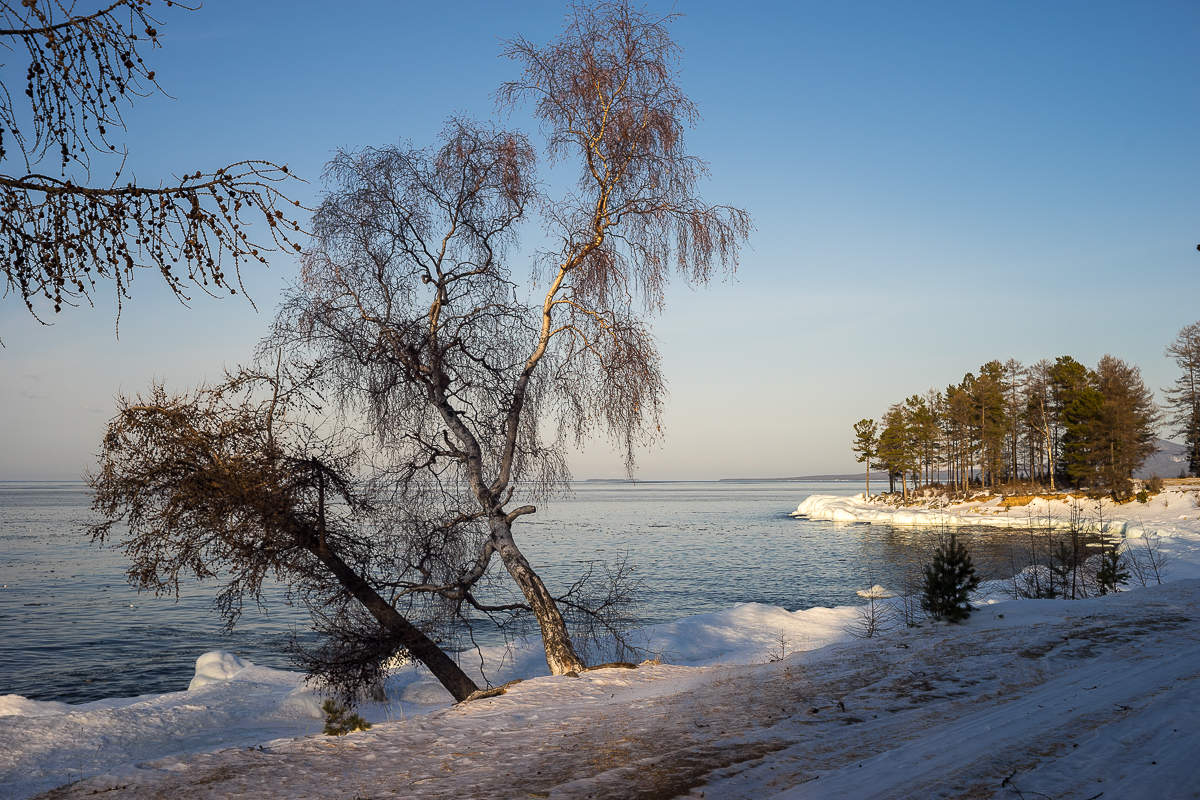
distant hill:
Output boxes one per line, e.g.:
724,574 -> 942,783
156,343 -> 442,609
1136,438 -> 1191,479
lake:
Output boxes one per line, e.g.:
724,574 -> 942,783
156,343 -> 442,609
0,480 -> 1022,703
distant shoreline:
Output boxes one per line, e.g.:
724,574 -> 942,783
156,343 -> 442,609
579,473 -> 883,483
718,473 -> 884,483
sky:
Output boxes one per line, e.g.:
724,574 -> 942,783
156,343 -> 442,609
2,0 -> 1200,481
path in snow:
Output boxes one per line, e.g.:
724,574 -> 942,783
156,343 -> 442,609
39,581 -> 1200,799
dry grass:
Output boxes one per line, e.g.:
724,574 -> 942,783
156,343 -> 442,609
1164,477 -> 1200,487
998,492 -> 1088,508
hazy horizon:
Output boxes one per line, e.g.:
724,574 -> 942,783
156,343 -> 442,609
4,0 -> 1199,482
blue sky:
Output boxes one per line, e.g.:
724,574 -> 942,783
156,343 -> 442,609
3,0 -> 1199,480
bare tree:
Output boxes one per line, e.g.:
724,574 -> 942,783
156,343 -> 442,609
846,584 -> 895,638
88,367 -> 483,702
273,2 -> 749,677
0,1 -> 299,327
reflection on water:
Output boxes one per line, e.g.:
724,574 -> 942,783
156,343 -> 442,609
1,480 -> 1024,703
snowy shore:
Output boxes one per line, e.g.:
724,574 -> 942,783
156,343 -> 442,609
792,488 -> 1200,538
5,489 -> 1200,799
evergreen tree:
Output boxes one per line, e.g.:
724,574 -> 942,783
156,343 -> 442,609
1096,547 -> 1130,595
945,382 -> 975,491
973,361 -> 1008,488
906,394 -> 939,487
1061,379 -> 1105,489
1051,356 -> 1099,487
920,533 -> 981,622
878,404 -> 918,500
1165,321 -> 1200,476
1093,355 -> 1159,498
1003,359 -> 1025,482
851,418 -> 879,496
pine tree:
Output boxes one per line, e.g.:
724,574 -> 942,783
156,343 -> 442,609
1096,547 -> 1130,595
920,534 -> 981,622
1165,321 -> 1200,476
1051,356 -> 1094,486
322,700 -> 372,736
878,405 -> 918,500
973,361 -> 1008,488
851,418 -> 880,496
1093,355 -> 1159,499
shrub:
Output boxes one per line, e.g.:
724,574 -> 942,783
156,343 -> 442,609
322,699 -> 372,736
1136,490 -> 1149,504
920,534 -> 981,622
847,584 -> 895,638
1147,475 -> 1164,493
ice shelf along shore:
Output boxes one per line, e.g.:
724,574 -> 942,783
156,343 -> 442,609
3,487 -> 1200,799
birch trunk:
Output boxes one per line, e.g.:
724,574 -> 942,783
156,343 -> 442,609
490,517 -> 585,674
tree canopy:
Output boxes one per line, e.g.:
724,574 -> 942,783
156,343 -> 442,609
855,352 -> 1160,498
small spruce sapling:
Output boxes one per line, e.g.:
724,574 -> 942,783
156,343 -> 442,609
1096,546 -> 1130,595
920,534 -> 981,622
322,700 -> 372,736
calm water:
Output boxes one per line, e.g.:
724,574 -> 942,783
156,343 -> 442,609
0,480 -> 1020,704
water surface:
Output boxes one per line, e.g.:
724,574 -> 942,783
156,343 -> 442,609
0,480 -> 1020,703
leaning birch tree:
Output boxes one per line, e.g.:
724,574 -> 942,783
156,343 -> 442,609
274,2 -> 750,676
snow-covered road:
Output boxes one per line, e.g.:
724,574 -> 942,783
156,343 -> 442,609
39,581 -> 1200,799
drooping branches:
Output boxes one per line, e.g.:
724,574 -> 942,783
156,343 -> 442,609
500,1 -> 750,472
92,1 -> 749,692
1,1 -> 300,325
88,365 -> 485,702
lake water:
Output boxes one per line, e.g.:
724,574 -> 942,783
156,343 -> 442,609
0,480 -> 1023,704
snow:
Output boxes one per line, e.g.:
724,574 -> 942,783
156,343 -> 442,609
187,651 -> 250,690
792,488 -> 1198,536
4,489 -> 1200,799
792,491 -> 1139,532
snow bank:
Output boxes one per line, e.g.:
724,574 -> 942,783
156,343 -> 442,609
789,491 -> 1193,535
792,492 -> 1030,527
0,600 -> 862,800
188,650 -> 249,690
627,602 -> 853,665
0,650 -> 333,799
0,695 -> 71,718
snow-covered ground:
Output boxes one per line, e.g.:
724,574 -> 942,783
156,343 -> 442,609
793,487 -> 1200,538
6,489 -> 1200,799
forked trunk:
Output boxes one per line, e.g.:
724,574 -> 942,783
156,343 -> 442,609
490,517 -> 585,675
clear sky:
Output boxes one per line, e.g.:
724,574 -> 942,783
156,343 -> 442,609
2,0 -> 1199,481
